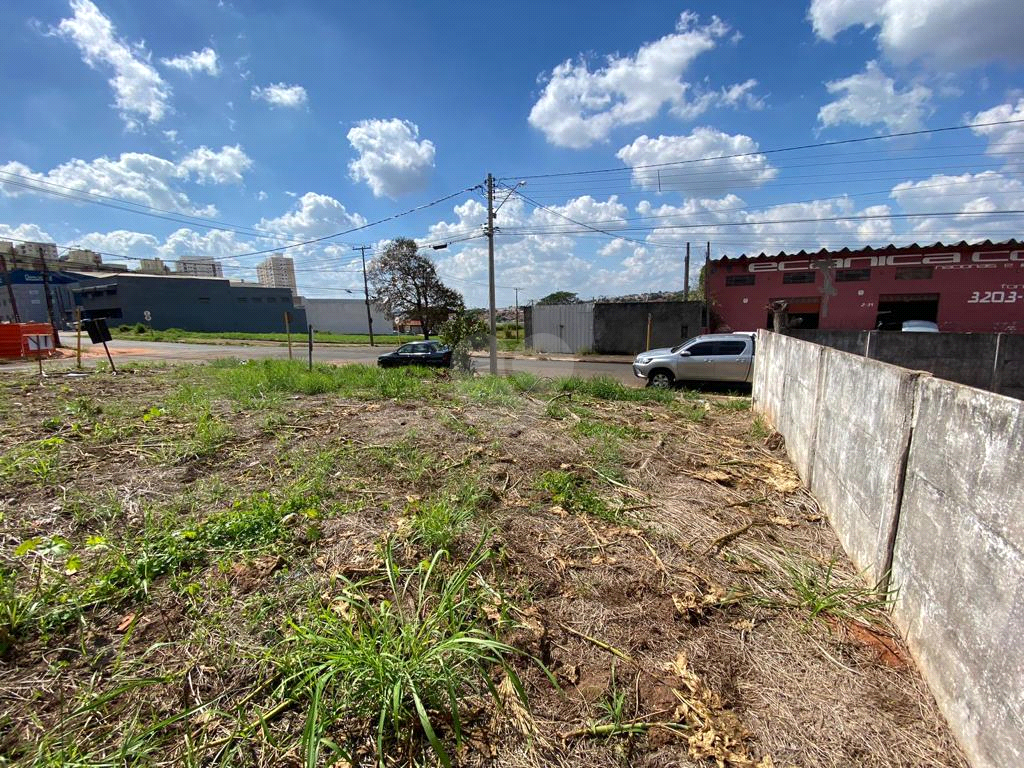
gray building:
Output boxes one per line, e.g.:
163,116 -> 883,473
525,300 -> 705,355
72,273 -> 307,333
303,298 -> 393,335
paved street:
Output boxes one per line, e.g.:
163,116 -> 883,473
6,339 -> 641,385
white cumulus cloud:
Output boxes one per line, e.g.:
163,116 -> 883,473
808,0 -> 1024,67
970,99 -> 1024,170
527,12 -> 761,148
0,223 -> 56,246
161,47 -> 220,76
53,0 -> 171,129
0,145 -> 252,216
251,82 -> 308,108
616,128 -> 777,196
347,118 -> 436,198
258,192 -> 366,239
818,61 -> 932,132
178,144 -> 251,184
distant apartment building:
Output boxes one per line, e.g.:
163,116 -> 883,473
64,248 -> 103,269
175,256 -> 223,278
256,254 -> 297,294
15,241 -> 58,263
139,257 -> 170,274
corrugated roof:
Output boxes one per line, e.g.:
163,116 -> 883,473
714,239 -> 1024,263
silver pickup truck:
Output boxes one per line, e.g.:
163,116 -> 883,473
632,333 -> 756,388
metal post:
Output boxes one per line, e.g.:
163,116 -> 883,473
39,255 -> 60,347
487,174 -> 498,375
284,312 -> 293,360
355,245 -> 375,346
307,325 -> 313,371
75,307 -> 82,369
514,287 -> 520,341
102,339 -> 117,374
0,254 -> 22,323
684,242 -> 690,298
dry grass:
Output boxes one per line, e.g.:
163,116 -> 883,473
0,361 -> 967,767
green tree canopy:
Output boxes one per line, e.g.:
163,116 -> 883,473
368,238 -> 464,339
537,291 -> 579,305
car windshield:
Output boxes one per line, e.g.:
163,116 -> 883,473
670,337 -> 697,354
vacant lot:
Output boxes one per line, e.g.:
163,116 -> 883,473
0,362 -> 965,767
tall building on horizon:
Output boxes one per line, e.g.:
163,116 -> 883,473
176,256 -> 223,278
256,254 -> 297,295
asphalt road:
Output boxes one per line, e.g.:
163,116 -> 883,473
8,339 -> 641,385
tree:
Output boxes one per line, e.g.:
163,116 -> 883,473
368,238 -> 464,339
537,291 -> 578,305
438,310 -> 488,372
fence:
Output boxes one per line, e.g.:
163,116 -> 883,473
753,330 -> 1024,768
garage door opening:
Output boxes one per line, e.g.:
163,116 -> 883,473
765,297 -> 820,330
875,294 -> 939,330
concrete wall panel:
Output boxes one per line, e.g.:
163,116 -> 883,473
303,298 -> 392,335
775,335 -> 825,482
593,301 -> 703,355
809,349 -> 920,584
891,379 -> 1024,768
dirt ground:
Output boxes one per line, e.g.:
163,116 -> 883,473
0,363 -> 968,767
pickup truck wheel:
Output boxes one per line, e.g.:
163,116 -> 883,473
647,369 -> 674,389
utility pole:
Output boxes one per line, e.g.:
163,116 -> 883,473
486,173 -> 497,375
704,241 -> 711,332
514,287 -> 520,340
39,255 -> 60,347
353,245 -> 375,346
0,254 -> 21,323
684,242 -> 690,299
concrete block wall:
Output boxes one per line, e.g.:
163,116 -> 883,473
891,379 -> 1024,768
753,330 -> 1024,768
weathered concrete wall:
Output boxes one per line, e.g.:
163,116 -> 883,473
890,379 -> 1024,768
995,334 -> 1024,400
593,301 -> 703,355
303,298 -> 392,335
754,330 -> 1024,768
809,350 -> 922,585
791,329 -> 1022,400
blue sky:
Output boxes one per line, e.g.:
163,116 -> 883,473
1,0 -> 1023,306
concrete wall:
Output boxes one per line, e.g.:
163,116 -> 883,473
792,329 -> 1022,400
753,330 -> 1024,768
526,302 -> 594,353
890,378 -> 1024,768
303,298 -> 392,335
593,301 -> 703,355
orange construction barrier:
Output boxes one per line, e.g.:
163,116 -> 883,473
0,323 -> 56,359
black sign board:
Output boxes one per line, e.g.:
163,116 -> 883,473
83,318 -> 112,343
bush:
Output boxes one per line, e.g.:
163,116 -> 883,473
133,322 -> 147,334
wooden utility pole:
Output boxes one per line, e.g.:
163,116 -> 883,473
354,245 -> 375,346
38,256 -> 60,347
486,173 -> 497,375
0,254 -> 20,323
284,311 -> 293,360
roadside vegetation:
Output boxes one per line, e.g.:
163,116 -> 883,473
110,324 -> 420,346
0,361 -> 965,767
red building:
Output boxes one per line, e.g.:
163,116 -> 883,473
708,240 -> 1024,334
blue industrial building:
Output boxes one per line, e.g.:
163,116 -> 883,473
71,273 -> 307,333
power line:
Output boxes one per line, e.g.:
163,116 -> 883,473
497,117 -> 1024,182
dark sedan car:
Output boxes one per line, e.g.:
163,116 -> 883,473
377,340 -> 453,368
